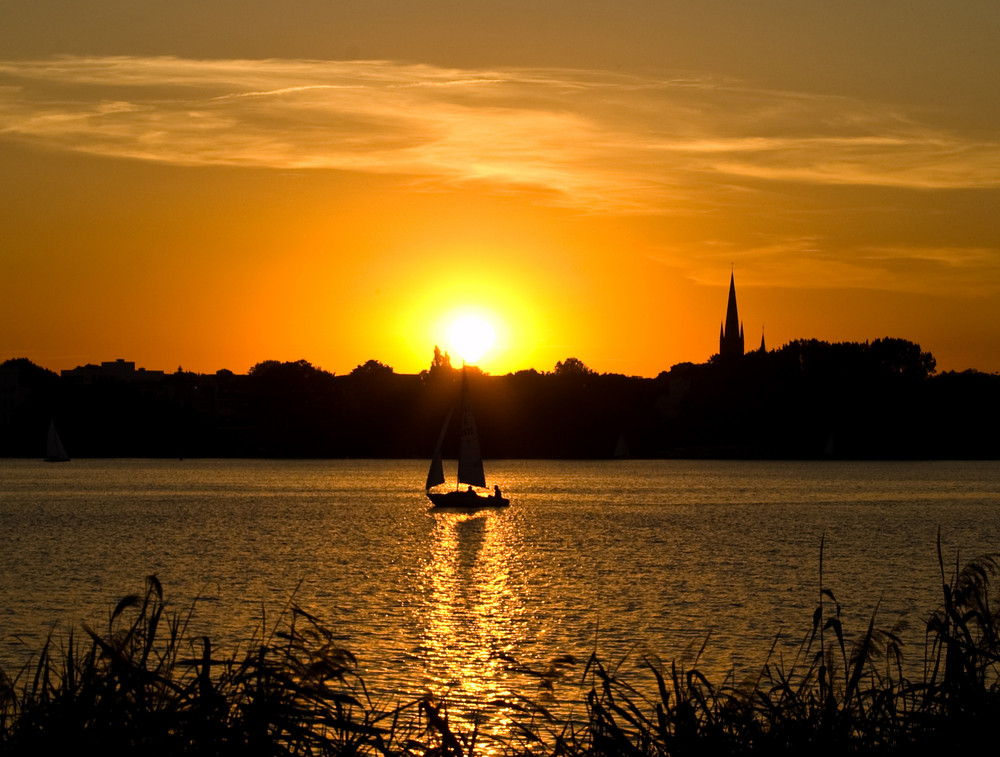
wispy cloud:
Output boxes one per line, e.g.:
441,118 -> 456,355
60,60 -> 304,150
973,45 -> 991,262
1,55 -> 999,212
658,237 -> 1000,297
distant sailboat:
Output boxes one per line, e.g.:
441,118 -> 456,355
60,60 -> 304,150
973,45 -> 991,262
613,433 -> 630,459
45,421 -> 70,462
425,368 -> 509,508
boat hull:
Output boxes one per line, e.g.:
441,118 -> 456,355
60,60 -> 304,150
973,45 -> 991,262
427,490 -> 510,509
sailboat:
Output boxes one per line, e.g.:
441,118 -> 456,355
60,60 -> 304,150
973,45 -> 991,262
45,421 -> 70,462
425,368 -> 509,508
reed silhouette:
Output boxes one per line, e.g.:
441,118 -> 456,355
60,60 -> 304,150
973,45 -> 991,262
3,540 -> 1000,755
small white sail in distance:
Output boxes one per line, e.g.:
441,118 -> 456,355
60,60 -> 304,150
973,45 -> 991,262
45,421 -> 70,462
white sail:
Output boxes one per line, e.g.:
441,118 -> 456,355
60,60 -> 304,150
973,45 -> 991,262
45,421 -> 69,462
613,433 -> 630,459
425,410 -> 452,490
456,369 -> 486,488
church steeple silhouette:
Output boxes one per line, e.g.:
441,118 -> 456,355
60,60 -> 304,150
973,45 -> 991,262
719,271 -> 744,358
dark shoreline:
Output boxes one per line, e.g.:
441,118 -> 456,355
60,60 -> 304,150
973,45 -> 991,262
3,338 -> 999,460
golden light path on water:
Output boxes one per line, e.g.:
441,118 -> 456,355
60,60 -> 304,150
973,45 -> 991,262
419,510 -> 524,746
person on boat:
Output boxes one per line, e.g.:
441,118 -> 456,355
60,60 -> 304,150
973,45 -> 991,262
467,485 -> 474,494
494,485 -> 502,498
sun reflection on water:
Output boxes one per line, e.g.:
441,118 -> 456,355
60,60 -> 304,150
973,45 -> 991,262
418,509 -> 525,742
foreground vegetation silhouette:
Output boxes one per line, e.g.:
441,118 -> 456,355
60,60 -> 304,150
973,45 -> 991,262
3,544 -> 1000,756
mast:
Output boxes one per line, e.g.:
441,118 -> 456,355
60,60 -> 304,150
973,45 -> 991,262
456,367 -> 486,488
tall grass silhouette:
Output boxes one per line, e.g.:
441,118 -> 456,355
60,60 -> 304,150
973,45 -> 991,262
3,540 -> 999,755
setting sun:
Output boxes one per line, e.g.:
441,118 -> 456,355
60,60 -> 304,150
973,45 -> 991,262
397,251 -> 548,376
447,312 -> 496,365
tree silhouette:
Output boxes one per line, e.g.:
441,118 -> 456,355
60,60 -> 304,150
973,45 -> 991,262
870,337 -> 936,378
554,357 -> 595,376
3,336 -> 997,459
350,359 -> 394,377
430,346 -> 452,372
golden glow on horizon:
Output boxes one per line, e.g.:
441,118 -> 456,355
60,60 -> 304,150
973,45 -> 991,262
3,26 -> 1000,376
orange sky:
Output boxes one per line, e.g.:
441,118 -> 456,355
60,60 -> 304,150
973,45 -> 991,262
2,2 -> 999,376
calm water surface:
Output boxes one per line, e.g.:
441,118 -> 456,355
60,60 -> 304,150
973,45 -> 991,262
2,458 -> 999,720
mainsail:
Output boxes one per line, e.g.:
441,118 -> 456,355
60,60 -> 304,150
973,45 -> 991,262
424,410 -> 452,490
456,369 -> 486,488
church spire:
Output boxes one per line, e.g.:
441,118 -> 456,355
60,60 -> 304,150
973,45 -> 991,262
720,271 -> 744,357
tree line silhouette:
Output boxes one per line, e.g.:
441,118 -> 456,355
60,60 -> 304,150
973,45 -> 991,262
1,337 -> 997,459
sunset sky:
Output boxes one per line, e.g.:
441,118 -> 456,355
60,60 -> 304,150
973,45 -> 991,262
3,2 -> 999,376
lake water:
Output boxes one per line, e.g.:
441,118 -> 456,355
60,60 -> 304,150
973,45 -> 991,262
2,458 -> 999,724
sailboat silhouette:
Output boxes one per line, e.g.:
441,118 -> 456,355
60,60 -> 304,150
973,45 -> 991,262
425,368 -> 509,508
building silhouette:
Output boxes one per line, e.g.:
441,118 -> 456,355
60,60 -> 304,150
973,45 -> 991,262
61,359 -> 164,384
719,271 -> 745,358
718,272 -> 767,359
